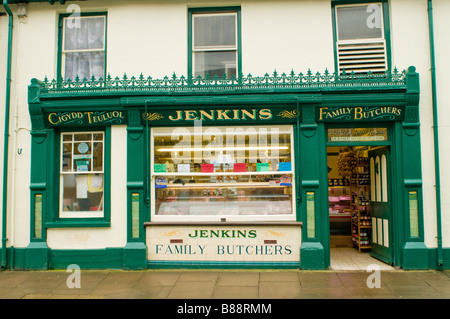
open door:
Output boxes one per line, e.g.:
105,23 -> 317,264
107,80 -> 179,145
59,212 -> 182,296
369,147 -> 393,264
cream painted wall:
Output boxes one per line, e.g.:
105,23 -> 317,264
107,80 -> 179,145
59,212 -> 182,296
8,6 -> 59,247
432,0 -> 450,248
390,0 -> 438,248
3,0 -> 449,252
0,10 -> 8,249
241,0 -> 334,75
107,2 -> 188,77
47,125 -> 127,249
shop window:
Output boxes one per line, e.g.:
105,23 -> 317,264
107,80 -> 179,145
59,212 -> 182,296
58,13 -> 107,81
151,125 -> 295,221
60,132 -> 104,218
333,2 -> 389,74
189,8 -> 240,78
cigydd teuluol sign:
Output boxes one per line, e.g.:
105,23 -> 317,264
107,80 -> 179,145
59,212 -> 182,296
45,110 -> 127,127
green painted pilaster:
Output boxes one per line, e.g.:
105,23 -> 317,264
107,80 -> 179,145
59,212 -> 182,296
124,109 -> 147,269
299,101 -> 327,270
27,129 -> 52,269
400,66 -> 428,269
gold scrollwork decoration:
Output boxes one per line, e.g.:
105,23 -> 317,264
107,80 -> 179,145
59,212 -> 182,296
162,231 -> 182,237
277,110 -> 298,119
264,231 -> 287,238
143,112 -> 164,121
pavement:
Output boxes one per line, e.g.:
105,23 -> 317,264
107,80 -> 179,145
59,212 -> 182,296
0,268 -> 449,300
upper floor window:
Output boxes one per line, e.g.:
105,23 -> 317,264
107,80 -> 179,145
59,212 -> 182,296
59,13 -> 107,81
189,8 -> 241,79
334,2 -> 389,74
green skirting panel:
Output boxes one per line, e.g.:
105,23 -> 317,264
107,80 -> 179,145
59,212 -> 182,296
300,242 -> 325,270
123,242 -> 147,270
49,248 -> 124,269
402,242 -> 429,269
147,260 -> 300,270
25,242 -> 49,270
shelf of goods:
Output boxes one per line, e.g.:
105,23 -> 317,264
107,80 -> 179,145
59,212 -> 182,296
328,179 -> 352,240
351,157 -> 372,252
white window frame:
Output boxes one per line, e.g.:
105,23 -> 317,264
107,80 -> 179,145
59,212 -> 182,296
334,2 -> 388,74
192,11 -> 238,78
60,131 -> 105,218
150,125 -> 296,222
61,15 -> 106,81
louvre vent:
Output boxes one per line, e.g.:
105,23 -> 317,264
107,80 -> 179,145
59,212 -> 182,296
337,40 -> 387,74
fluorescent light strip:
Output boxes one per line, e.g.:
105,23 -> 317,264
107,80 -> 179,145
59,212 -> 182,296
157,146 -> 289,152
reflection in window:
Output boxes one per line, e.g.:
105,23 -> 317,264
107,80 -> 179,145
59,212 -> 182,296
61,132 -> 104,216
62,15 -> 106,81
192,11 -> 238,78
151,125 -> 295,219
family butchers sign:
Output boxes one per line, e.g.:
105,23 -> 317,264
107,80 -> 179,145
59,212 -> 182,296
146,225 -> 301,263
317,106 -> 404,122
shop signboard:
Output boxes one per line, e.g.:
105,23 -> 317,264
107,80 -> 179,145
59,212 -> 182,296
146,225 -> 301,263
141,107 -> 299,125
44,110 -> 127,127
317,106 -> 404,122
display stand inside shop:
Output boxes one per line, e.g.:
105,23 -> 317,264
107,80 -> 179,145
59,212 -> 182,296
328,147 -> 372,252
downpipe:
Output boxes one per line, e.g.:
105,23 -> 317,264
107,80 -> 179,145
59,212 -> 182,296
1,0 -> 13,269
427,0 -> 443,269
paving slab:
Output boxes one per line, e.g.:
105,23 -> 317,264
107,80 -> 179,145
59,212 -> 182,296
0,269 -> 449,300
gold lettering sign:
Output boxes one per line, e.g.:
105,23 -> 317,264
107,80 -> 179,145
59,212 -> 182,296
46,111 -> 126,127
318,106 -> 403,122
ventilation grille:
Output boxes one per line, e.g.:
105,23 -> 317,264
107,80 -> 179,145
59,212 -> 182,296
337,40 -> 387,74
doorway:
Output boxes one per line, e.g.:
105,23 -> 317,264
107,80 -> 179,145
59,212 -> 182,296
327,145 -> 394,269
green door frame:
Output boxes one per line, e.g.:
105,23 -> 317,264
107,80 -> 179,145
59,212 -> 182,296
323,123 -> 397,267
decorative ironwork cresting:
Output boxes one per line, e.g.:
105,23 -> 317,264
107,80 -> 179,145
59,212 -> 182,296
37,68 -> 407,94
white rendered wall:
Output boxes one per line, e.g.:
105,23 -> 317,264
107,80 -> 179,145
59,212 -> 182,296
241,0 -> 334,75
390,0 -> 436,248
0,9 -> 8,250
431,0 -> 450,248
5,0 -> 450,252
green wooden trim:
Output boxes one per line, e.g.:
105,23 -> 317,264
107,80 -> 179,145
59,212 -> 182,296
187,6 -> 242,78
126,124 -> 146,242
43,126 -> 111,228
147,260 -> 300,269
7,246 -> 450,270
56,12 -> 108,82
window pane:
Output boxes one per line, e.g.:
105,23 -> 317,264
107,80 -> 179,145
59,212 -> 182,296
194,51 -> 236,78
194,14 -> 236,48
62,173 -> 104,212
337,4 -> 383,40
155,177 -> 293,216
93,142 -> 103,172
65,52 -> 105,81
74,133 -> 92,141
64,16 -> 105,51
152,125 -> 294,217
62,143 -> 72,172
327,128 -> 388,142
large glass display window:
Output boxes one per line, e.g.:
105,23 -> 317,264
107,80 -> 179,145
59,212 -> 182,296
151,125 -> 296,221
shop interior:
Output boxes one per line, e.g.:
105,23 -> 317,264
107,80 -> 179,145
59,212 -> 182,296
327,145 -> 391,269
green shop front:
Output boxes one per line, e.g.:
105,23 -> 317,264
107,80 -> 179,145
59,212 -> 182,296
23,67 -> 428,270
